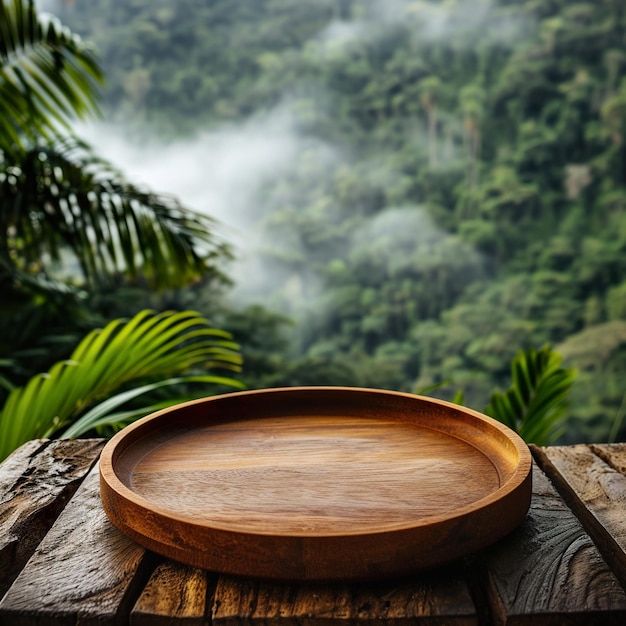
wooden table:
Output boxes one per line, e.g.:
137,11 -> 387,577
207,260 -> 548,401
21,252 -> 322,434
1,439 -> 625,625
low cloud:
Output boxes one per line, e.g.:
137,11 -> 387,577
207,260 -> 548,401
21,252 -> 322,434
349,206 -> 485,281
76,106 -> 338,309
317,0 -> 533,50
35,0 -> 57,11
79,112 -> 300,231
61,0 -> 503,323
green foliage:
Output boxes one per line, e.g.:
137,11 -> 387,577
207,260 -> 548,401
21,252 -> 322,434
0,1 -> 242,460
44,0 -> 626,442
1,136 -> 231,291
484,345 -> 576,445
0,309 -> 243,462
0,0 -> 103,153
1,0 -> 232,296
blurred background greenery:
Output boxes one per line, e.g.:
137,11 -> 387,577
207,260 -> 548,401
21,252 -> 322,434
2,0 -> 625,451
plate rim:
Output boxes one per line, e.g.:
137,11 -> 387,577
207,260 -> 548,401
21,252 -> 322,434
100,386 -> 531,537
99,386 -> 533,580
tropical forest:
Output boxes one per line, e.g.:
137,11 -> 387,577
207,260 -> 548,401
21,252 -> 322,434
1,0 -> 626,461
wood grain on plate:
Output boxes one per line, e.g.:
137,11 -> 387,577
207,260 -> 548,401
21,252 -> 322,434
99,387 -> 532,581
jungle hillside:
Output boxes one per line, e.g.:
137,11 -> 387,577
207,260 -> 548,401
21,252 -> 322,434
36,0 -> 626,443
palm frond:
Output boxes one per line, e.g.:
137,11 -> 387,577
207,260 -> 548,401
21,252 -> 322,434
60,374 -> 242,439
0,309 -> 244,461
0,0 -> 103,153
1,137 -> 232,290
484,345 -> 576,445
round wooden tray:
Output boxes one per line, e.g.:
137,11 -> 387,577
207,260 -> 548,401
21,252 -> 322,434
99,387 -> 532,581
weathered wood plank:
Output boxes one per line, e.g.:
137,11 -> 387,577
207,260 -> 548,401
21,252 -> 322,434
479,460 -> 626,625
0,438 -> 104,599
591,443 -> 626,475
0,463 -> 155,626
212,567 -> 477,626
131,561 -> 211,626
541,443 -> 626,587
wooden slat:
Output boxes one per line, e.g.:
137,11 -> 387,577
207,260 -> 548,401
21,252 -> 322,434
0,463 -> 155,626
0,438 -> 104,599
541,443 -> 626,587
4,438 -> 626,625
212,567 -> 477,626
592,443 -> 626,474
131,561 -> 211,625
478,461 -> 626,625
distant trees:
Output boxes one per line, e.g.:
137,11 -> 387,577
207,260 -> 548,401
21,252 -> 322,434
49,0 -> 626,442
418,76 -> 441,168
459,83 -> 485,189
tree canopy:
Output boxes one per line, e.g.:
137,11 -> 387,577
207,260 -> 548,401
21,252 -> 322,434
26,0 -> 626,442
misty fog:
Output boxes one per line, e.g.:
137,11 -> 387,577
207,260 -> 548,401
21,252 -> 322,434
67,0 -> 514,317
18,0 -> 626,441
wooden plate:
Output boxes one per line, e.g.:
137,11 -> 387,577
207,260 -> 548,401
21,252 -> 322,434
99,387 -> 532,581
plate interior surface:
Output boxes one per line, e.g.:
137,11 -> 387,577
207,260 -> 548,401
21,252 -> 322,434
127,415 -> 500,534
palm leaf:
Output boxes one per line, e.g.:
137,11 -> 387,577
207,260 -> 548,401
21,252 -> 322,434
60,374 -> 243,439
0,309 -> 244,462
484,345 -> 576,445
1,137 -> 232,290
0,0 -> 103,153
